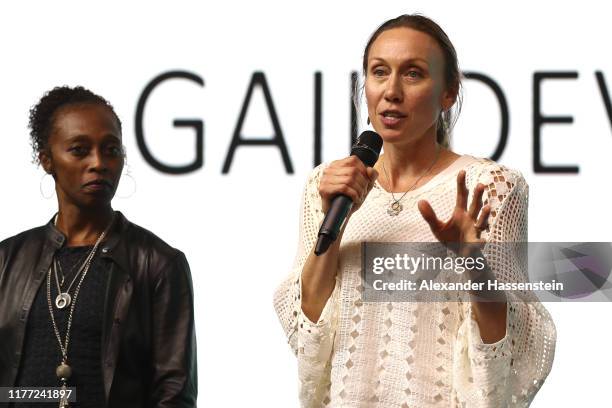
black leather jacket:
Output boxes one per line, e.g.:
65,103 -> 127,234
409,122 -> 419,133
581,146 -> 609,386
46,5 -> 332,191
0,212 -> 197,407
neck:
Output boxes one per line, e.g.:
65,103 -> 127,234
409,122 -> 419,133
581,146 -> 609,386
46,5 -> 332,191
381,136 -> 440,181
374,125 -> 461,193
55,202 -> 114,247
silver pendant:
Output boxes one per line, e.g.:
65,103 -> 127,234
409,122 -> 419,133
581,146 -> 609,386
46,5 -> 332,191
387,201 -> 403,216
58,382 -> 70,407
55,293 -> 71,309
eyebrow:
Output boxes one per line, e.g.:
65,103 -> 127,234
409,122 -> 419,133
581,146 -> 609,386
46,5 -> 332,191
369,57 -> 429,67
65,134 -> 121,143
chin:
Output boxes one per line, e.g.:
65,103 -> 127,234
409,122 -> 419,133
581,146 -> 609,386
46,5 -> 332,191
79,195 -> 114,209
375,124 -> 433,147
375,127 -> 409,144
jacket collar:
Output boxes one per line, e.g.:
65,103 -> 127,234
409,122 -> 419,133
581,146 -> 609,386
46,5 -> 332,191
43,211 -> 132,276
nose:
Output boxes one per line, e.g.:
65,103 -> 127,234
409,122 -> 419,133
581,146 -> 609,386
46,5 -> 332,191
88,148 -> 109,173
383,74 -> 403,103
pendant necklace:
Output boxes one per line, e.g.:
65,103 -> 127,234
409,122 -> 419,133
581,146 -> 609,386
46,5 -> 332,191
51,215 -> 103,310
382,145 -> 441,216
56,250 -> 90,287
47,213 -> 114,407
53,256 -> 89,310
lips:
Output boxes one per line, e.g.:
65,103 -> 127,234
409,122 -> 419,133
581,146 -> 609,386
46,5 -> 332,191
83,179 -> 113,192
379,109 -> 407,127
381,109 -> 407,118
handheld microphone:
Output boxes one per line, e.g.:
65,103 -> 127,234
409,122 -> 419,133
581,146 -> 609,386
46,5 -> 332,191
314,131 -> 383,256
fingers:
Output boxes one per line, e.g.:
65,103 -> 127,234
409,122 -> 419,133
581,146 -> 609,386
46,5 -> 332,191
418,200 -> 443,232
474,205 -> 491,233
319,156 -> 378,213
322,183 -> 362,204
332,156 -> 369,177
320,175 -> 364,204
327,173 -> 369,194
468,183 -> 486,220
456,170 -> 468,210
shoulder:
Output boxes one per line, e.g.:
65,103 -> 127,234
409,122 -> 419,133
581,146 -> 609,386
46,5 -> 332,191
0,225 -> 47,261
115,217 -> 194,301
301,163 -> 330,200
461,158 -> 529,228
462,156 -> 528,194
305,163 -> 328,188
126,223 -> 182,259
117,214 -> 185,269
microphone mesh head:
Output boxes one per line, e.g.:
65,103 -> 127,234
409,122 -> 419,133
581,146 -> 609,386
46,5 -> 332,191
352,131 -> 383,167
357,130 -> 383,153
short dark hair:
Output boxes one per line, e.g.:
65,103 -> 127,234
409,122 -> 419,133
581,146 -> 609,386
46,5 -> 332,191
362,14 -> 462,147
29,86 -> 122,163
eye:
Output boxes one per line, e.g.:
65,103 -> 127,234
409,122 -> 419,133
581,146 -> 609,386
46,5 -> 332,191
372,67 -> 388,77
406,69 -> 422,79
107,145 -> 124,157
69,146 -> 89,156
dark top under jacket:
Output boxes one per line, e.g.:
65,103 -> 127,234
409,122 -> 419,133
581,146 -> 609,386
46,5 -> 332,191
14,246 -> 108,408
0,212 -> 197,408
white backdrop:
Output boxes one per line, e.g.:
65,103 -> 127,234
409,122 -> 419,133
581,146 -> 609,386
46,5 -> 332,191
1,1 -> 611,406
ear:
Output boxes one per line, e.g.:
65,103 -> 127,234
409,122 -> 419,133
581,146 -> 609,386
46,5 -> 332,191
39,150 -> 54,175
441,82 -> 459,112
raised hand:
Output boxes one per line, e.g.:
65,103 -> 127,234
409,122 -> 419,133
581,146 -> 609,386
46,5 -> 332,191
417,170 -> 490,253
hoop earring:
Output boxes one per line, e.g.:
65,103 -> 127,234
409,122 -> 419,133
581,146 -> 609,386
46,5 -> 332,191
40,173 -> 55,199
116,165 -> 137,199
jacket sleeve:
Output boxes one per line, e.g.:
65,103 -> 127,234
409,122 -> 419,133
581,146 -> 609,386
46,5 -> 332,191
149,252 -> 198,408
273,164 -> 340,407
452,164 -> 556,407
0,248 -> 4,281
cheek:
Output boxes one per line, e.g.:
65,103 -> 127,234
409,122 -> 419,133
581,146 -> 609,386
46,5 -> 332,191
109,159 -> 125,183
116,162 -> 125,178
364,79 -> 380,111
116,156 -> 125,171
48,154 -> 86,189
53,168 -> 79,191
409,86 -> 442,115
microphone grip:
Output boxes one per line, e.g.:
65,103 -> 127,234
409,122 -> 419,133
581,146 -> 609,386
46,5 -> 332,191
314,195 -> 353,256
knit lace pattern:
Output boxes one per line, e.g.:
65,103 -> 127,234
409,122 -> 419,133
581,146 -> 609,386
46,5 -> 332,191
273,155 -> 556,408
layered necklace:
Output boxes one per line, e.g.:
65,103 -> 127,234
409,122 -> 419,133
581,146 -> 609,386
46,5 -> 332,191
52,253 -> 90,310
47,213 -> 114,408
382,145 -> 441,216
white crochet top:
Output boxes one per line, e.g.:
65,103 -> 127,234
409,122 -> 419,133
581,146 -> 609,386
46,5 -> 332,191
274,155 -> 556,407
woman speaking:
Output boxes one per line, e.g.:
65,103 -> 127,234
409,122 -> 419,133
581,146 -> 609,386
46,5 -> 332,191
0,86 -> 197,407
274,15 -> 555,407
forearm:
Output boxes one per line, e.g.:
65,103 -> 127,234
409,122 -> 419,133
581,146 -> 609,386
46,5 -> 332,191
461,246 -> 508,343
300,229 -> 344,323
296,232 -> 343,406
300,159 -> 377,322
471,301 -> 507,343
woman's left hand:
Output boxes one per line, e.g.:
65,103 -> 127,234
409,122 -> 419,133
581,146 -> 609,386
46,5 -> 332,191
417,170 -> 490,254
419,170 -> 507,343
